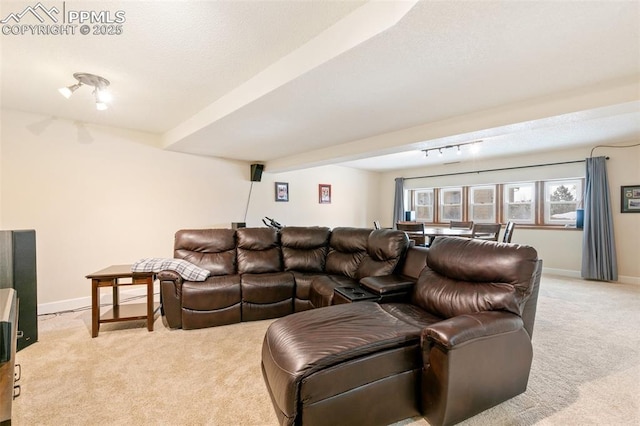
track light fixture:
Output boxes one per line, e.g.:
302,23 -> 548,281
421,140 -> 482,159
59,72 -> 111,111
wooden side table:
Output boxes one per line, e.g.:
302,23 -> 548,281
86,265 -> 157,338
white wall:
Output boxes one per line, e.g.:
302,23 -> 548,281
0,109 -> 379,309
3,107 -> 636,311
378,143 -> 640,283
249,166 -> 380,229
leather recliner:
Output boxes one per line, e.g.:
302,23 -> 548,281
261,236 -> 542,426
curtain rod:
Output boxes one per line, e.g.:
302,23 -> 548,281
403,158 -> 607,181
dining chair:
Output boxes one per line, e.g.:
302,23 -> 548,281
472,223 -> 502,241
502,221 -> 516,243
450,221 -> 474,229
396,222 -> 427,246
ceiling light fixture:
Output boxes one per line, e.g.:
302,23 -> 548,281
58,83 -> 82,99
59,72 -> 111,111
421,140 -> 483,159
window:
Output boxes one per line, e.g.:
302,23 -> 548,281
408,176 -> 583,228
544,179 -> 582,224
470,185 -> 496,222
440,187 -> 462,221
504,182 -> 535,224
414,189 -> 434,222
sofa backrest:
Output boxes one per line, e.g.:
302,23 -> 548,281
357,229 -> 410,279
174,229 -> 237,276
325,227 -> 371,279
396,246 -> 429,280
411,237 -> 539,320
173,226 -> 418,283
522,258 -> 543,338
237,228 -> 282,274
280,226 -> 331,272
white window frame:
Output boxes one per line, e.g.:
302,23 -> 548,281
503,182 -> 536,224
413,189 -> 434,223
439,187 -> 463,222
544,179 -> 583,225
469,185 -> 496,222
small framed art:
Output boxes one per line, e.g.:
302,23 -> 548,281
275,182 -> 289,202
621,185 -> 640,213
319,184 -> 331,204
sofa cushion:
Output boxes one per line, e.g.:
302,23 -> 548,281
281,227 -> 330,272
411,237 -> 539,318
237,228 -> 282,274
325,227 -> 371,279
182,275 -> 241,311
291,272 -> 324,300
241,272 -> 295,321
357,229 -> 409,279
310,274 -> 358,308
241,272 -> 295,304
174,229 -> 237,276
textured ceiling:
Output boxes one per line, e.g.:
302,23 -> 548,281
1,0 -> 639,172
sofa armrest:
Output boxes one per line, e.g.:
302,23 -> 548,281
157,269 -> 183,284
158,270 -> 184,329
420,311 -> 533,426
421,310 -> 524,350
359,274 -> 414,295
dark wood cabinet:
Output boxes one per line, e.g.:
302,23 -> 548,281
0,230 -> 38,351
0,288 -> 18,425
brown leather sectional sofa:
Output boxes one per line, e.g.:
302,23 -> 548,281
160,226 -> 542,425
159,226 -> 411,330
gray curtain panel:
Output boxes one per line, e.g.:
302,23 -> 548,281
393,177 -> 405,229
581,156 -> 618,281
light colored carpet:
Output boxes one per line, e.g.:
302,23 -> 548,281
12,275 -> 640,425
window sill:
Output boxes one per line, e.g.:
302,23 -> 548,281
419,223 -> 583,231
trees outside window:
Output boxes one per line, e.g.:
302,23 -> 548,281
545,180 -> 582,224
408,177 -> 582,227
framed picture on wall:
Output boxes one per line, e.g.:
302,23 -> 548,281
319,184 -> 331,204
275,182 -> 289,202
621,185 -> 640,213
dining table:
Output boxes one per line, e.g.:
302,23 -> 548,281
422,227 -> 475,246
396,222 -> 486,246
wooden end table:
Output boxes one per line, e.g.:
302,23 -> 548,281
86,264 -> 158,338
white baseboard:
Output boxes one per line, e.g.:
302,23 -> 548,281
542,268 -> 581,279
543,267 -> 640,285
38,284 -> 160,315
615,275 -> 640,285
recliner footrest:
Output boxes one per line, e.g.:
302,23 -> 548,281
261,302 -> 423,425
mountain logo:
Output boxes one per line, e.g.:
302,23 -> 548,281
1,2 -> 60,24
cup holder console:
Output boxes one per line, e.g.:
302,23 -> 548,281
335,286 -> 378,303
